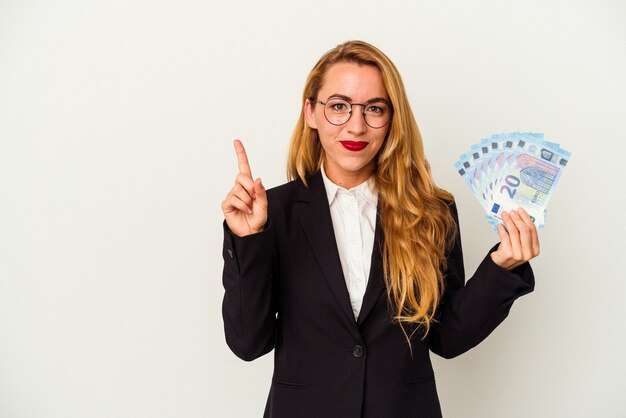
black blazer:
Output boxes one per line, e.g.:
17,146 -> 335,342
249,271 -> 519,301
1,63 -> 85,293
222,171 -> 534,418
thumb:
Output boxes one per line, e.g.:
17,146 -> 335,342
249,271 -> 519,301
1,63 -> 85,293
253,178 -> 268,208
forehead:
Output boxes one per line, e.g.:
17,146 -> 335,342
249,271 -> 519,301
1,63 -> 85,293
319,62 -> 388,100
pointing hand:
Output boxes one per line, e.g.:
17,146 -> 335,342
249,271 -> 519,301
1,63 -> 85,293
221,140 -> 268,237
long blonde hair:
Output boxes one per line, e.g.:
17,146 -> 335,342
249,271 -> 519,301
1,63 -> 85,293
287,40 -> 456,343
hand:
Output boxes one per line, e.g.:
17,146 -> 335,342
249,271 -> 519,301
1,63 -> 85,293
490,208 -> 540,271
221,140 -> 268,237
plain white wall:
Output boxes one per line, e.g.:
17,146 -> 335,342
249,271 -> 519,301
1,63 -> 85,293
1,0 -> 625,417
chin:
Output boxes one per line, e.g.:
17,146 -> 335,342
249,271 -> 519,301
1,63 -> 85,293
338,160 -> 372,174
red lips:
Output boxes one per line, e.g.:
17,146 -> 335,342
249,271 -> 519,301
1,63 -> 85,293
340,141 -> 368,152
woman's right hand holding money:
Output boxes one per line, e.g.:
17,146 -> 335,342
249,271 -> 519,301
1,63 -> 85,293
221,140 -> 268,237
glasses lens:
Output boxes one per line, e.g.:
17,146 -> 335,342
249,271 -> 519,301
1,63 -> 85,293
323,98 -> 351,125
363,101 -> 391,128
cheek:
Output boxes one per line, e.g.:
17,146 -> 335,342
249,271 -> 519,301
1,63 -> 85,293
371,132 -> 388,152
316,131 -> 333,156
317,125 -> 341,145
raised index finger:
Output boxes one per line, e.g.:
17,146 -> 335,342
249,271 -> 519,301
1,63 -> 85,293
234,139 -> 253,178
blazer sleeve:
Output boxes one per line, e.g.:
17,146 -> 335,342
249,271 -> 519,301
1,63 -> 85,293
222,221 -> 278,361
427,202 -> 535,359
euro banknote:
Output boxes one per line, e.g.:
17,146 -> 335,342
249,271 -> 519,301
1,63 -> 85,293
455,132 -> 570,229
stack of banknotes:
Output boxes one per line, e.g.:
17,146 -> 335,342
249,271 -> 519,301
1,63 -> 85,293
454,132 -> 570,229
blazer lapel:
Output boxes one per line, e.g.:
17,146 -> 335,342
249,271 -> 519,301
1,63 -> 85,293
296,172 -> 358,329
357,213 -> 386,326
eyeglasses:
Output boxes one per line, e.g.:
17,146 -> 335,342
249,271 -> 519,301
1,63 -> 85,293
309,97 -> 392,129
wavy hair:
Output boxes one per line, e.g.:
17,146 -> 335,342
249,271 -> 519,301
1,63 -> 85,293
287,40 -> 456,344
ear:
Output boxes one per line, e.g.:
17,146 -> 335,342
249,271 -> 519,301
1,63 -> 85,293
304,98 -> 318,129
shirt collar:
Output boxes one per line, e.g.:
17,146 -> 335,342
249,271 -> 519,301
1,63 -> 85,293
320,164 -> 378,208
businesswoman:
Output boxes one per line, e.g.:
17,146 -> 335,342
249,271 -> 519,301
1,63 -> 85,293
221,40 -> 539,418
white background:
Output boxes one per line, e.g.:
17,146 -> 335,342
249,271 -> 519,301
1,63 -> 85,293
1,1 -> 625,417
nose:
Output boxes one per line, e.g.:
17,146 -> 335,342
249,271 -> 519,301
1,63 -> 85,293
345,104 -> 367,135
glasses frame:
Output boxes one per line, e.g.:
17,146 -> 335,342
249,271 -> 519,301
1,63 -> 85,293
309,97 -> 392,129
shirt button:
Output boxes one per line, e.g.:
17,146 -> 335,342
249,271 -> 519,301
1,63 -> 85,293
352,345 -> 364,358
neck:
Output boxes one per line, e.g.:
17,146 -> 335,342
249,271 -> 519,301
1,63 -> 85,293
322,161 -> 374,189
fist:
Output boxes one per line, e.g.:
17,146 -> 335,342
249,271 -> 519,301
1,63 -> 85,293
490,208 -> 540,271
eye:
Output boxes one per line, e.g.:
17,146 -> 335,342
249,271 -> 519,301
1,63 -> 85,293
326,99 -> 350,113
366,103 -> 387,115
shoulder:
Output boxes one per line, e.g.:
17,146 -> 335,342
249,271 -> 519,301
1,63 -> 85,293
266,172 -> 320,202
266,177 -> 303,203
447,198 -> 459,221
264,175 -> 313,215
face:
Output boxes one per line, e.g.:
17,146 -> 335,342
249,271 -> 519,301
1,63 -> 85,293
305,62 -> 390,189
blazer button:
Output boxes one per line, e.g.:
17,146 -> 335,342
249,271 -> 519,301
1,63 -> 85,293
227,249 -> 234,259
352,345 -> 364,358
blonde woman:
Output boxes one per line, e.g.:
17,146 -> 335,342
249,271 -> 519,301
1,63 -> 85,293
221,40 -> 539,418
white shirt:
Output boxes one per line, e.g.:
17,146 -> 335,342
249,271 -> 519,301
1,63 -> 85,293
321,165 -> 378,320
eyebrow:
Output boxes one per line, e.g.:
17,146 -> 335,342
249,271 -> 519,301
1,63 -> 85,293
326,94 -> 390,104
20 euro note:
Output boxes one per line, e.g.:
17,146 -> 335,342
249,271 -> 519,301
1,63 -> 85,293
455,132 -> 570,230
486,140 -> 570,227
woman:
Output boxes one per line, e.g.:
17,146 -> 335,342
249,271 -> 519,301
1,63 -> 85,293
221,40 -> 539,418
